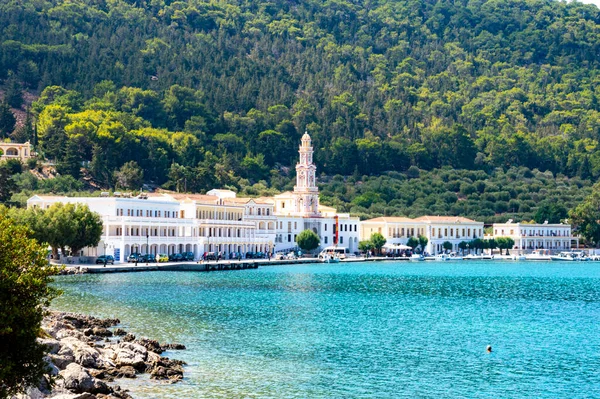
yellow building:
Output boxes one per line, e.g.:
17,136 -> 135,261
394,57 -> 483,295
0,141 -> 33,161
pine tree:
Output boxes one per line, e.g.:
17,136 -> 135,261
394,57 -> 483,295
0,101 -> 16,139
4,73 -> 24,109
10,109 -> 34,143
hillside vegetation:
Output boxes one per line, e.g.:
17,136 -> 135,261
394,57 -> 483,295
1,0 -> 600,222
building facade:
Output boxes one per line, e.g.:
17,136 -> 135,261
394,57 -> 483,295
0,141 -> 33,161
26,133 -> 361,262
27,192 -> 275,262
360,216 -> 484,254
492,220 -> 576,252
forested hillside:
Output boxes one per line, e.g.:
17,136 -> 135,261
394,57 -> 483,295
1,0 -> 600,222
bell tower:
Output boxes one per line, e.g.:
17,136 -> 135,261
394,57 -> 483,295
293,132 -> 320,216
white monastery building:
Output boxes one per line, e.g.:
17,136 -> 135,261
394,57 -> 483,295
492,220 -> 576,252
26,133 -> 359,262
360,216 -> 484,254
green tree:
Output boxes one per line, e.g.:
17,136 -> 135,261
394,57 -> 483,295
0,209 -> 60,398
407,236 -> 419,251
417,235 -> 428,253
11,203 -> 102,258
66,204 -> 103,256
470,238 -> 485,255
442,241 -> 453,252
296,229 -> 320,252
570,184 -> 600,246
114,161 -> 144,190
10,110 -> 34,144
4,73 -> 24,108
56,140 -> 81,179
486,238 -> 497,254
0,101 -> 16,139
534,202 -> 567,224
458,241 -> 468,254
0,161 -> 18,204
370,232 -> 387,255
495,237 -> 515,255
358,240 -> 372,253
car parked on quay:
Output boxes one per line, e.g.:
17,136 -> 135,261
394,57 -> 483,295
96,255 -> 114,265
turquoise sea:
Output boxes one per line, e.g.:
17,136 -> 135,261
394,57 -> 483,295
51,261 -> 600,398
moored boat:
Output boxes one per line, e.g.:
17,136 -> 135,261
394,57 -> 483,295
525,249 -> 553,261
550,251 -> 589,261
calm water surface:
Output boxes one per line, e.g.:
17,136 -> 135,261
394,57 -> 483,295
51,261 -> 600,398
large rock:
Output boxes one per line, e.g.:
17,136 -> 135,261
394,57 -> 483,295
92,327 -> 112,337
59,363 -> 95,393
120,334 -> 135,343
38,338 -> 61,354
59,364 -> 112,395
50,354 -> 75,370
74,347 -> 98,369
44,356 -> 61,376
114,350 -> 146,371
136,338 -> 161,354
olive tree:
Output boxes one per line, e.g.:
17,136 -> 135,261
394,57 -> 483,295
370,232 -> 386,255
442,241 -> 453,253
0,210 -> 60,398
406,236 -> 419,251
296,229 -> 320,252
9,203 -> 102,258
418,235 -> 428,253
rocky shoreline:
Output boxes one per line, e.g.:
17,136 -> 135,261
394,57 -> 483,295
14,311 -> 186,399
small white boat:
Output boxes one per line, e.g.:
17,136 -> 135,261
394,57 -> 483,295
446,252 -> 462,261
550,252 -> 589,261
321,254 -> 340,263
525,250 -> 552,261
433,254 -> 450,261
410,254 -> 425,261
462,254 -> 483,260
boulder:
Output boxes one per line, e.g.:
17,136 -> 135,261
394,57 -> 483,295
74,347 -> 98,369
117,342 -> 147,359
44,356 -> 61,376
114,349 -> 146,371
162,343 -> 186,350
38,338 -> 61,354
92,327 -> 112,337
117,366 -> 137,378
112,329 -> 127,336
120,334 -> 135,343
56,328 -> 86,341
50,354 -> 75,370
60,363 -> 95,393
136,338 -> 162,354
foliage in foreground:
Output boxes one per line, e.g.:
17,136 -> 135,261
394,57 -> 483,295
0,210 -> 60,398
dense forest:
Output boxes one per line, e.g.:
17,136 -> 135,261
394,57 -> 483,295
1,0 -> 600,223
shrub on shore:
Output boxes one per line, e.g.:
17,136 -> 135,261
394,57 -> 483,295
0,210 -> 60,398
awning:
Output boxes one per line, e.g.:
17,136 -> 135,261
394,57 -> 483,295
383,243 -> 412,250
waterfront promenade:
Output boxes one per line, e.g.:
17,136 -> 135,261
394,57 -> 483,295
56,256 -> 404,274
